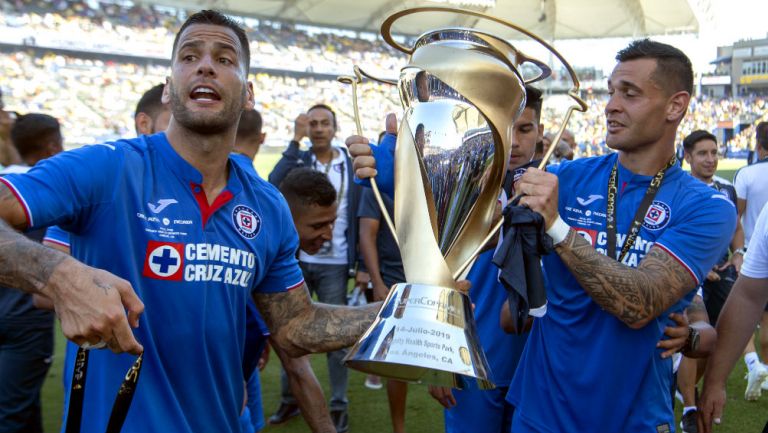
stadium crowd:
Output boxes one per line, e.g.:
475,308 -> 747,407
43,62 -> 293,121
2,0 -> 766,154
1,4 -> 768,433
1,48 -> 766,157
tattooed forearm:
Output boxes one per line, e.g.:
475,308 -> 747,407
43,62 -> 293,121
254,285 -> 380,357
0,218 -> 67,295
555,229 -> 696,328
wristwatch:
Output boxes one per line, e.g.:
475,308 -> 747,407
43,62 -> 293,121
682,326 -> 701,355
734,247 -> 747,256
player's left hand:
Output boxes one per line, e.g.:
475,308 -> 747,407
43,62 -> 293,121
657,312 -> 688,358
515,168 -> 560,230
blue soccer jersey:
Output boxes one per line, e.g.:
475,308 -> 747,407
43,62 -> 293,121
0,133 -> 304,433
507,153 -> 735,433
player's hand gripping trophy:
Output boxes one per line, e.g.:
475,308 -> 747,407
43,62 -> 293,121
340,7 -> 586,389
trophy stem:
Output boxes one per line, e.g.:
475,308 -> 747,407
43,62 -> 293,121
338,68 -> 399,246
452,217 -> 502,280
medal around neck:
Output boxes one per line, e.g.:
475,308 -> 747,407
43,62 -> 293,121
342,7 -> 586,389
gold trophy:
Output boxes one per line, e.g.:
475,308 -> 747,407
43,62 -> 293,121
341,7 -> 587,389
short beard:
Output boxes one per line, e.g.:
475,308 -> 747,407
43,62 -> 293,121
168,82 -> 244,135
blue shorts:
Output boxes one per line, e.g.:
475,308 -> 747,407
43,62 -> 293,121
444,382 -> 513,433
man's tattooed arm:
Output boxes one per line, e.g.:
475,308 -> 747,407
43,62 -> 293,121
0,218 -> 68,295
253,285 -> 380,357
0,183 -> 145,354
555,229 -> 696,329
0,183 -> 66,295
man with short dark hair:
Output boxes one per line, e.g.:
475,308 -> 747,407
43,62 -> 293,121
503,38 -> 733,433
234,108 -> 265,159
268,104 -> 361,432
134,83 -> 171,136
279,167 -> 338,254
682,130 -> 745,325
6,114 -> 63,170
349,38 -> 732,433
0,10 -> 377,433
0,113 -> 63,433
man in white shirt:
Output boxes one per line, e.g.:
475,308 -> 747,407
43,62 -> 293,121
733,121 -> 768,399
699,202 -> 768,433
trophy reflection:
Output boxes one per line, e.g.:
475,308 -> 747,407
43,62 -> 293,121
343,7 -> 586,389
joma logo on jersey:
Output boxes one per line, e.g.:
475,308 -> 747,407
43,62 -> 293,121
232,205 -> 261,239
143,241 -> 184,280
643,201 -> 671,231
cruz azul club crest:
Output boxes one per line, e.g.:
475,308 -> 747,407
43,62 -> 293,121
232,205 -> 261,239
643,200 -> 671,231
142,241 -> 184,280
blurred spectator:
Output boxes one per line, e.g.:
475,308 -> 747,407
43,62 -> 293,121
0,89 -> 21,167
0,0 -> 765,156
0,112 -> 62,433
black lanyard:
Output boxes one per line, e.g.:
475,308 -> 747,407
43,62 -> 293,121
65,348 -> 144,433
606,156 -> 676,262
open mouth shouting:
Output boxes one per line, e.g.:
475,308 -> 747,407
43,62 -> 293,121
190,86 -> 221,103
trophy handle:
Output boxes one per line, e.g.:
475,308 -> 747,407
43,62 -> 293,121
356,66 -> 398,87
338,68 -> 399,246
518,52 -> 551,85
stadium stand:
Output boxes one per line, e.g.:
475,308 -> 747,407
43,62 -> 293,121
0,0 -> 766,155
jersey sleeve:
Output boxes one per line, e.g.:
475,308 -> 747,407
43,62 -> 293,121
741,203 -> 768,279
252,197 -> 304,294
0,144 -> 122,233
43,225 -> 71,249
653,191 -> 737,285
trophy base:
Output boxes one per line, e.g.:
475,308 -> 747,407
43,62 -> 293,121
344,283 -> 494,390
